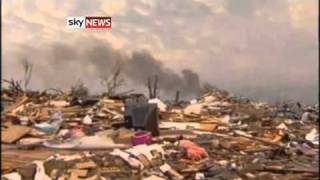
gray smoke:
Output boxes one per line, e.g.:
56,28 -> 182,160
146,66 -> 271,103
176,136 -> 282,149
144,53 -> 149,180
125,51 -> 201,96
3,38 -> 201,98
2,34 -> 318,104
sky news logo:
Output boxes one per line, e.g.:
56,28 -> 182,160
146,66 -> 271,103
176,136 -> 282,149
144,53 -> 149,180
67,16 -> 111,29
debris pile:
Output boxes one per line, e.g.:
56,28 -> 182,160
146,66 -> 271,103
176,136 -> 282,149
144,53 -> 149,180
1,87 -> 319,180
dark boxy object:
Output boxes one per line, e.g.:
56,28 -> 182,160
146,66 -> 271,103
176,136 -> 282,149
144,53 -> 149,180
70,97 -> 99,106
124,102 -> 160,136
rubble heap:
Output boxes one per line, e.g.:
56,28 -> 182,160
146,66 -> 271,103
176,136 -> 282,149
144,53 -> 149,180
1,87 -> 319,180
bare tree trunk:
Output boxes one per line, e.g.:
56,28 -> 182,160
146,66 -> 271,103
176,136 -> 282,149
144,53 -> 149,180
153,75 -> 158,98
21,59 -> 33,91
147,77 -> 153,98
175,90 -> 180,104
147,75 -> 159,99
101,66 -> 124,97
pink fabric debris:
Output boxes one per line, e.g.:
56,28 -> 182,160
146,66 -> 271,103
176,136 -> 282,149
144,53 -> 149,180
70,128 -> 86,137
132,132 -> 152,145
179,140 -> 208,160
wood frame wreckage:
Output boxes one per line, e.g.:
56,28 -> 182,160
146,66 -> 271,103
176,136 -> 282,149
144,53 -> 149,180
1,74 -> 319,180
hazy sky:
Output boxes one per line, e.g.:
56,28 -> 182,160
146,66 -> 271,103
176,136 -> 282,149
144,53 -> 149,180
2,0 -> 319,103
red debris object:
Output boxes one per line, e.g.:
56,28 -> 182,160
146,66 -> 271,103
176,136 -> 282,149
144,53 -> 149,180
179,140 -> 208,160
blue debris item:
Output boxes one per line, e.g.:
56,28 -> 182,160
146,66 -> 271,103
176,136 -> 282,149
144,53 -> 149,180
34,111 -> 64,134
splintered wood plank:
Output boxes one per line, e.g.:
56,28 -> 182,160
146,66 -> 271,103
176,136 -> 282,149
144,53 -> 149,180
74,161 -> 97,169
1,145 -> 70,173
2,124 -> 31,143
5,95 -> 29,114
1,144 -> 110,173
